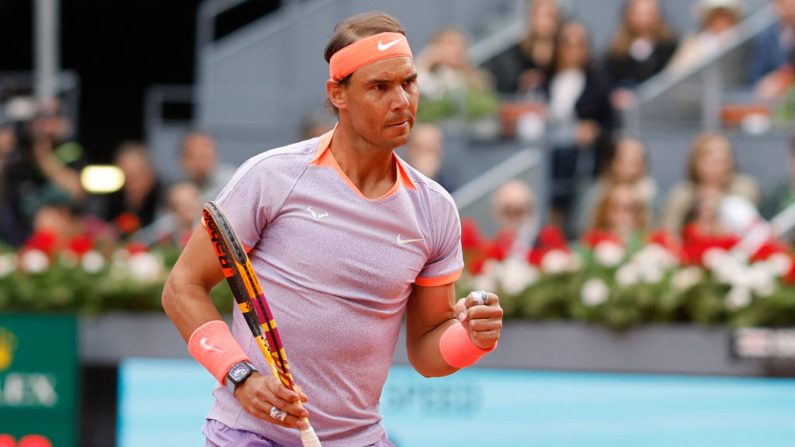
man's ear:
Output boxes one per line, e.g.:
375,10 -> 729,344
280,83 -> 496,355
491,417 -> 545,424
326,79 -> 347,111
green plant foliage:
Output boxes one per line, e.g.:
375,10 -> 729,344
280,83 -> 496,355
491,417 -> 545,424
456,243 -> 795,331
0,246 -> 235,314
3,240 -> 795,331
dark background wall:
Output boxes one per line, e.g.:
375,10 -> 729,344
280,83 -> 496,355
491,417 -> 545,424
0,0 -> 201,162
0,0 -> 282,162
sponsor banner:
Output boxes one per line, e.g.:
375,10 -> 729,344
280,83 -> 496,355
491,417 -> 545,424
0,314 -> 78,447
732,328 -> 795,359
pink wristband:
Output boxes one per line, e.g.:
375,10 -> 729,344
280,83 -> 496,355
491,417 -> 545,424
439,322 -> 495,369
188,320 -> 250,384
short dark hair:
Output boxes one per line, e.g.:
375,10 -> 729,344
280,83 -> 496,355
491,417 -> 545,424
323,11 -> 406,114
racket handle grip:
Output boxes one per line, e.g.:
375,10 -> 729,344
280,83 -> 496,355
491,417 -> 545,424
299,424 -> 322,447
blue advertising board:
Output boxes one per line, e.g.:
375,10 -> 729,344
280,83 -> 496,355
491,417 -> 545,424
119,359 -> 795,447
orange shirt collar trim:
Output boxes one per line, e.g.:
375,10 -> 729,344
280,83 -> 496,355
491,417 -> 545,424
310,126 -> 417,198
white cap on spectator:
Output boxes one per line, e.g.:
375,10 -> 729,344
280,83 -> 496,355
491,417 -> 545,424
696,0 -> 744,20
719,195 -> 772,259
719,195 -> 760,235
5,96 -> 37,121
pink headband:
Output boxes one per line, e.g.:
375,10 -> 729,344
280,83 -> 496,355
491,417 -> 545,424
329,32 -> 413,81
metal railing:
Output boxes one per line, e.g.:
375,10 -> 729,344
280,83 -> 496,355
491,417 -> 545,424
195,0 -> 301,52
143,84 -> 195,144
468,0 -> 524,66
772,201 -> 795,239
143,84 -> 196,182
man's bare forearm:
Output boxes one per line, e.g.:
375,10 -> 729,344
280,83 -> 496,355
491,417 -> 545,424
405,318 -> 459,378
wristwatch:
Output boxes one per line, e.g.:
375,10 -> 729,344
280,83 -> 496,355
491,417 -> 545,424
226,361 -> 256,395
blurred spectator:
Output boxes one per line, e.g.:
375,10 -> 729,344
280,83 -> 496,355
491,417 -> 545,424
666,0 -> 743,74
574,136 -> 658,236
0,125 -> 12,189
543,20 -> 616,232
493,180 -> 536,234
403,123 -> 454,191
0,100 -> 87,246
678,190 -> 777,262
101,141 -> 163,237
133,181 -> 200,248
415,27 -> 499,123
179,130 -> 235,203
748,0 -> 795,85
605,0 -> 678,110
0,122 -> 24,246
754,45 -> 795,101
483,0 -> 563,95
661,132 -> 759,235
461,179 -> 567,267
28,199 -> 83,253
682,187 -> 737,246
299,113 -> 335,140
684,188 -> 728,235
762,136 -> 795,219
23,185 -> 113,251
27,99 -> 86,203
0,122 -> 15,155
587,182 -> 650,245
163,181 -> 201,246
491,179 -> 542,259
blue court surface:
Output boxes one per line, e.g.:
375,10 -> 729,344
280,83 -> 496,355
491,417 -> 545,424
118,359 -> 795,447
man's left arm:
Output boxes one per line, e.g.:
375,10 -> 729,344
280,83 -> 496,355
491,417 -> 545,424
405,283 -> 503,378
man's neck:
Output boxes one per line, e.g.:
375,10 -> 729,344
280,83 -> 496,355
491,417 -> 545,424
329,123 -> 398,199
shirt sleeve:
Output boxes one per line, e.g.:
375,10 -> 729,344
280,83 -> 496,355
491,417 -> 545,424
415,193 -> 464,287
212,153 -> 301,250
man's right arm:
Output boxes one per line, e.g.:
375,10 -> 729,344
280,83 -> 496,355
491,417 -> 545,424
161,224 -> 309,429
161,223 -> 225,341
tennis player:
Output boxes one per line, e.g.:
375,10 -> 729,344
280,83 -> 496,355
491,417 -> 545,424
162,11 -> 503,447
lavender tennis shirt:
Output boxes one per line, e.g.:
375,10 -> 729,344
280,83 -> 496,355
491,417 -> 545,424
206,129 -> 463,447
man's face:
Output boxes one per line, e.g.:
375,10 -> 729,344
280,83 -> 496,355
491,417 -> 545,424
339,56 -> 419,150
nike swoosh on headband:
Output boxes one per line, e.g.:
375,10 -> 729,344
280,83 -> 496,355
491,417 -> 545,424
377,38 -> 403,51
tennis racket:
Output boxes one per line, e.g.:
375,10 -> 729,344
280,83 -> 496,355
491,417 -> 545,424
203,201 -> 321,447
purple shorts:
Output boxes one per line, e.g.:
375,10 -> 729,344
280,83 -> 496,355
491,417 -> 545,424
203,419 -> 394,447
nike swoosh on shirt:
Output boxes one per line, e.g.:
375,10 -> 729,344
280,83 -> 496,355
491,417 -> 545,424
200,338 -> 224,354
396,234 -> 424,245
377,38 -> 403,51
307,207 -> 329,220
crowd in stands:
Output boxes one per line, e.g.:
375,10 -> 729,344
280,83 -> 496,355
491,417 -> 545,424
413,0 -> 795,262
2,0 -> 795,266
0,98 -> 236,252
